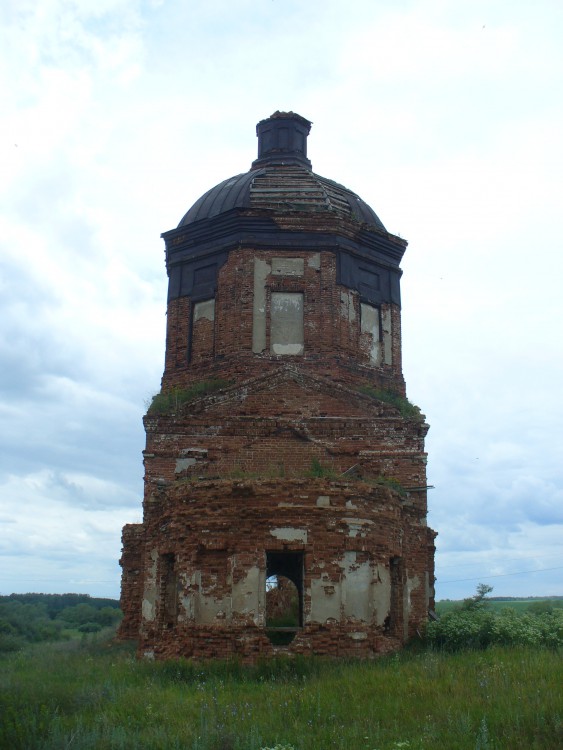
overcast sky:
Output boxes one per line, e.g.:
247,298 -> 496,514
1,0 -> 562,602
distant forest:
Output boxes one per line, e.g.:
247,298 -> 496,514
3,592 -> 562,654
0,593 -> 121,652
488,596 -> 563,601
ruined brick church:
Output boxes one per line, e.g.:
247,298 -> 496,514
119,111 -> 436,660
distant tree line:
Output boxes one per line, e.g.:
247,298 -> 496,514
0,593 -> 121,652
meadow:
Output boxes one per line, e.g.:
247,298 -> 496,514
1,630 -> 561,750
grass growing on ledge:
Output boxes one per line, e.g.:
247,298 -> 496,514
147,379 -> 231,415
369,475 -> 407,497
358,386 -> 422,420
307,458 -> 338,479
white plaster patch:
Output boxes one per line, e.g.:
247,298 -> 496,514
360,302 -> 381,365
340,290 -> 356,322
310,575 -> 341,623
272,257 -> 304,276
270,292 -> 304,356
175,457 -> 196,473
349,632 -> 368,640
142,598 -> 155,621
382,307 -> 393,365
307,253 -> 321,269
270,527 -> 308,543
193,298 -> 215,322
232,565 -> 262,625
178,574 -> 196,622
372,564 -> 391,627
407,574 -> 420,613
344,518 -> 372,537
197,595 -> 232,625
252,258 -> 270,353
341,551 -> 373,623
316,495 -> 330,507
272,343 -> 304,355
142,548 -> 158,622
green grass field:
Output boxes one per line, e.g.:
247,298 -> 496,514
1,629 -> 561,750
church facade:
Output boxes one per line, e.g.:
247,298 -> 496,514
119,112 -> 436,660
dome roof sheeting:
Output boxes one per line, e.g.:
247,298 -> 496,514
178,165 -> 386,231
177,111 -> 386,232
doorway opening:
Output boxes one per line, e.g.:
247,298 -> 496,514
265,551 -> 303,645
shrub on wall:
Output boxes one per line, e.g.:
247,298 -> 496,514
358,386 -> 422,420
147,380 -> 231,415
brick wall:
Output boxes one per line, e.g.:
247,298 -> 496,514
119,242 -> 435,660
125,478 -> 434,661
161,250 -> 405,396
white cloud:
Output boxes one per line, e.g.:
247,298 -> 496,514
0,468 -> 140,597
1,0 -> 562,600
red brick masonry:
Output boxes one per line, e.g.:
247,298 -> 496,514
118,157 -> 436,660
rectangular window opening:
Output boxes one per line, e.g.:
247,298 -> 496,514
188,297 -> 215,362
360,302 -> 381,365
270,292 -> 304,356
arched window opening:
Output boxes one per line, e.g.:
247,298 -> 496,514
265,551 -> 303,645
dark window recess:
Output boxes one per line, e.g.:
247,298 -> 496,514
337,252 -> 400,306
385,556 -> 404,637
193,264 -> 216,286
160,553 -> 178,628
167,253 -> 229,303
359,268 -> 381,298
265,551 -> 304,645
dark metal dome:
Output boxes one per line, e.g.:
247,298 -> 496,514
178,112 -> 386,232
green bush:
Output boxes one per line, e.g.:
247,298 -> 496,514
426,609 -> 495,651
426,587 -> 563,651
0,633 -> 25,653
0,602 -> 64,646
527,598 -> 563,614
538,609 -> 563,649
78,622 -> 102,633
57,602 -> 98,626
